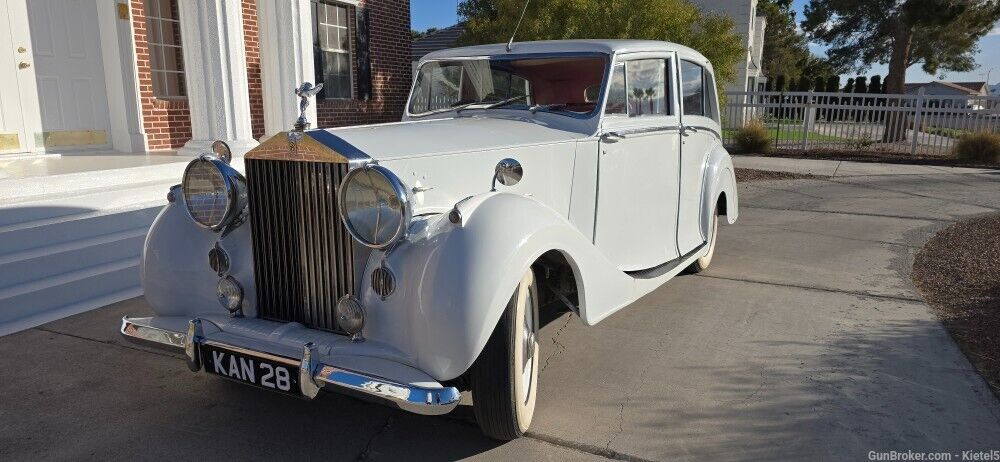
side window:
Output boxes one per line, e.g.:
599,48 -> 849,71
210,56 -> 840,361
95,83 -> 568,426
625,59 -> 669,117
704,70 -> 719,122
604,63 -> 626,115
681,60 -> 705,117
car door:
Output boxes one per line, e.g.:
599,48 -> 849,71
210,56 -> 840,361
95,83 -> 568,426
676,59 -> 721,254
594,54 -> 682,271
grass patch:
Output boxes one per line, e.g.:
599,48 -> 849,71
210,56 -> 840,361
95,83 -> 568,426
724,128 -> 846,142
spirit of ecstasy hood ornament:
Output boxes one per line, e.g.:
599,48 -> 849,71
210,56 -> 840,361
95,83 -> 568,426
294,82 -> 324,131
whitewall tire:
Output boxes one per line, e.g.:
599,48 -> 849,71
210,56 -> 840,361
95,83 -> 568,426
687,207 -> 719,273
471,268 -> 540,440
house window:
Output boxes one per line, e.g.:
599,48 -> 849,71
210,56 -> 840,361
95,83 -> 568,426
144,0 -> 186,98
312,1 -> 353,99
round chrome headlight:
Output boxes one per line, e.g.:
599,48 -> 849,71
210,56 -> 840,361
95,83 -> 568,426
337,165 -> 411,249
182,155 -> 248,231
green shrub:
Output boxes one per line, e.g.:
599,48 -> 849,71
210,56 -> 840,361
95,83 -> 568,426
953,131 -> 1000,164
734,120 -> 772,154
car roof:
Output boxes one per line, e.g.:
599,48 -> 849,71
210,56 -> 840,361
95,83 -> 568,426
421,39 -> 711,67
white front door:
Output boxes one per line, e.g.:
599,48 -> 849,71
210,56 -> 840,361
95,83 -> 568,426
594,55 -> 682,271
0,0 -> 113,155
0,0 -> 31,154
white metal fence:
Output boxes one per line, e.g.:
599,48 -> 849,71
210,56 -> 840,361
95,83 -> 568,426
723,90 -> 1000,156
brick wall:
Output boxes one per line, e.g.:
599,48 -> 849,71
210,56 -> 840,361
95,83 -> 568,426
316,0 -> 412,128
242,0 -> 265,140
132,0 -> 409,150
131,0 -> 191,150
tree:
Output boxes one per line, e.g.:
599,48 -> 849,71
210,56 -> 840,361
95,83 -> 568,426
824,75 -> 841,93
853,76 -> 868,93
843,77 -> 855,93
869,75 -> 883,94
764,78 -> 774,92
775,75 -> 787,92
813,76 -> 826,93
759,1 -> 843,82
758,0 -> 809,80
411,27 -> 440,40
458,0 -> 746,90
802,0 -> 1000,140
796,75 -> 813,92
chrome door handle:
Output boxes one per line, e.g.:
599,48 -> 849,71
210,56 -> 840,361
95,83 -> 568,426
681,126 -> 698,136
601,131 -> 625,140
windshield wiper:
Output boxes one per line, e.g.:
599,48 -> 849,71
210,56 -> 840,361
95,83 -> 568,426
455,95 -> 531,114
451,101 -> 486,113
484,95 -> 529,109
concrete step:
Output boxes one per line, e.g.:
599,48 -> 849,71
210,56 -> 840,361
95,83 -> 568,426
0,181 -> 173,230
0,257 -> 140,335
0,160 -> 188,203
0,231 -> 146,291
0,160 -> 184,336
0,205 -> 161,258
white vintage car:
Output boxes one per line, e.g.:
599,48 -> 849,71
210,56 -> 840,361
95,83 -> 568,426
121,39 -> 738,440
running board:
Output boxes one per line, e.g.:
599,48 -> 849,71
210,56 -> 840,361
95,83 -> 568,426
625,242 -> 707,280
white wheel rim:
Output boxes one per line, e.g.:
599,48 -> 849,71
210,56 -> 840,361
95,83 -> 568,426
520,287 -> 536,404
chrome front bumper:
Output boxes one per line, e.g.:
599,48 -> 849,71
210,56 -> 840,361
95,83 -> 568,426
121,316 -> 460,415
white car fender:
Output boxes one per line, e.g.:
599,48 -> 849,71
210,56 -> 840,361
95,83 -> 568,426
701,142 -> 739,237
361,192 -> 638,381
141,196 -> 259,319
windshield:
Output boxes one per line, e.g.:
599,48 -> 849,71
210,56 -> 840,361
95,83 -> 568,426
408,55 -> 608,116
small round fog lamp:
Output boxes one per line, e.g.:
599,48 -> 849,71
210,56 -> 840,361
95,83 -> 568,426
217,276 -> 243,313
335,295 -> 366,339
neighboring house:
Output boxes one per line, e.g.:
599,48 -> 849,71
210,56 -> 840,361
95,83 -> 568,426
0,0 -> 411,157
411,23 -> 465,69
689,0 -> 767,93
903,81 -> 990,109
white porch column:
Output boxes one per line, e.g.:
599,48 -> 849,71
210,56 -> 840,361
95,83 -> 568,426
95,0 -> 146,153
257,0 -> 316,138
176,0 -> 258,157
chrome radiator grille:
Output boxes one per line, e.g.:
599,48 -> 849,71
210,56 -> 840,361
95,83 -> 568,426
245,159 -> 355,333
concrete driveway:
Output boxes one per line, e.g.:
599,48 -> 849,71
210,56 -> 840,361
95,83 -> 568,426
2,157 -> 999,461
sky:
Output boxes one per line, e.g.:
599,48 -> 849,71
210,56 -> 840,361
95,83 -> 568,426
410,0 -> 1000,86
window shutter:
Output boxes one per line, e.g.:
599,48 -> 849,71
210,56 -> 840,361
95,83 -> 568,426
355,7 -> 372,101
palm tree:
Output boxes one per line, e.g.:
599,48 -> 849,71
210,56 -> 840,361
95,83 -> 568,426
632,88 -> 644,114
645,87 -> 656,113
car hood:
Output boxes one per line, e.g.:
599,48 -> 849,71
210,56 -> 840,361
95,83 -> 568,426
309,116 -> 589,162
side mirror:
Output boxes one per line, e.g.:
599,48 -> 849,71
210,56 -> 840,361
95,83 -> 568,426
492,158 -> 523,190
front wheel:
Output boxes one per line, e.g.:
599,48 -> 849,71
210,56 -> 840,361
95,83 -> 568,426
686,207 -> 719,273
470,268 -> 540,440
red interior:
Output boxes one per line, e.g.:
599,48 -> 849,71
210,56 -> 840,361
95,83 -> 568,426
513,57 -> 606,111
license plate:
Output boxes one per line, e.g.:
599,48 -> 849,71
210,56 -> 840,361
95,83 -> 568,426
200,344 -> 302,396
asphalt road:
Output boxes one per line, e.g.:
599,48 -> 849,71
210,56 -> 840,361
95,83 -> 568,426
2,158 -> 1000,461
